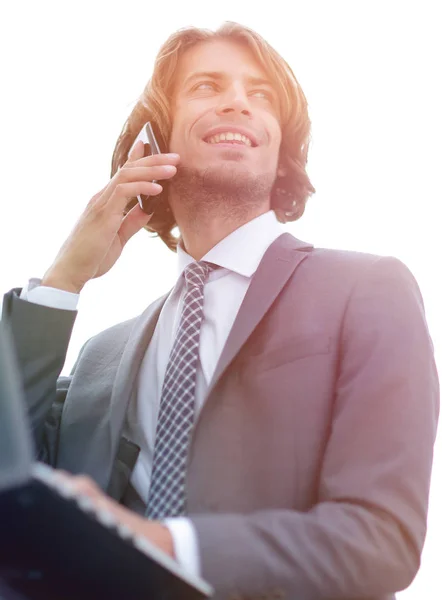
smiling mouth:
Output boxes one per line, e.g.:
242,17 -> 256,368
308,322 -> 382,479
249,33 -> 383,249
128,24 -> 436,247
203,132 -> 257,147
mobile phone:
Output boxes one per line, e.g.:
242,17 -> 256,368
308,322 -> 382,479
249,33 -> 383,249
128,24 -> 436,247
130,121 -> 165,215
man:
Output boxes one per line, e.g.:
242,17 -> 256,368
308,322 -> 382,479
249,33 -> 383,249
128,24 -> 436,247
2,21 -> 439,600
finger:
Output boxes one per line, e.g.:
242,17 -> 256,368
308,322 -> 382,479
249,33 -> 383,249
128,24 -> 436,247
124,152 -> 180,169
49,470 -> 99,499
118,164 -> 177,183
109,180 -> 163,214
69,475 -> 103,499
101,165 -> 173,207
54,469 -> 73,478
93,164 -> 172,214
118,203 -> 154,245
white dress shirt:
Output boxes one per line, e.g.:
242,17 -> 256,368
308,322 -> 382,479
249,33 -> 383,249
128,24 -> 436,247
21,210 -> 284,576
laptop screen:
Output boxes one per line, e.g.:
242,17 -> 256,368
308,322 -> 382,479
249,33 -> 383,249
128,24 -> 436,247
0,320 -> 34,492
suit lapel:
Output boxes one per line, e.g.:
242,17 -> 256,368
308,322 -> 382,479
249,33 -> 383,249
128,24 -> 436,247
205,232 -> 313,399
57,292 -> 169,488
107,293 -> 168,456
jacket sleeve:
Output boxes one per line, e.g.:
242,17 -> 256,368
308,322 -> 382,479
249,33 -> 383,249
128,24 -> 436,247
2,288 -> 78,463
189,257 -> 439,600
2,287 -> 138,497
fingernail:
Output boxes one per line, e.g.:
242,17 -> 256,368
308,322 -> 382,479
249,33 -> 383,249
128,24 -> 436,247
166,153 -> 180,158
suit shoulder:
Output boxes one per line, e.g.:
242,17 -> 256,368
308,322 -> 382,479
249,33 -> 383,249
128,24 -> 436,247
289,241 -> 421,301
79,292 -> 168,356
304,246 -> 422,302
309,245 -> 387,265
91,316 -> 138,345
70,317 -> 137,373
308,246 -> 414,278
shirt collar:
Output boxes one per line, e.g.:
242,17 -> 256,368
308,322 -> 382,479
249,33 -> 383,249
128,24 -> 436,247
176,210 -> 284,279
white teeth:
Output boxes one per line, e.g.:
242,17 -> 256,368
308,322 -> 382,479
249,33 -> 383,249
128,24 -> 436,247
206,132 -> 253,146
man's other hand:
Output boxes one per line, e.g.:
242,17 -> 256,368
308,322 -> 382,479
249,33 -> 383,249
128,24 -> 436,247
51,470 -> 175,559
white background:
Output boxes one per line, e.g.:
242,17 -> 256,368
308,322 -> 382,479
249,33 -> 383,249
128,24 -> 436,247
0,1 -> 440,597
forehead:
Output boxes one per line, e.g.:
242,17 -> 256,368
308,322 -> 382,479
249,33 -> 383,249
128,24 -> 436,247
174,38 -> 271,90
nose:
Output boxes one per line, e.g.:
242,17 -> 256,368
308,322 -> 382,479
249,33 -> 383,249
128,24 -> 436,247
215,83 -> 252,118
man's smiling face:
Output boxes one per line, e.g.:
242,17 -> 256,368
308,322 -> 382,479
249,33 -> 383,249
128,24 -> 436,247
168,38 -> 283,194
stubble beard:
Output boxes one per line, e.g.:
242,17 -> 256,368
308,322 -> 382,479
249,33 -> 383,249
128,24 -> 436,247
169,160 -> 276,226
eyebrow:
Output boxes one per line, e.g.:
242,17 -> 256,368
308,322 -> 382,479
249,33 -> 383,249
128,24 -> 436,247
182,71 -> 275,90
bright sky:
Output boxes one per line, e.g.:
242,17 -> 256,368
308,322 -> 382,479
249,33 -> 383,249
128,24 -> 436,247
1,1 -> 440,597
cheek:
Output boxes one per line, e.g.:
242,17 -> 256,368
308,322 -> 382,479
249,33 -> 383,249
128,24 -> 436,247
168,129 -> 182,154
269,120 -> 282,149
258,134 -> 281,170
169,124 -> 200,158
169,104 -> 201,152
269,128 -> 283,168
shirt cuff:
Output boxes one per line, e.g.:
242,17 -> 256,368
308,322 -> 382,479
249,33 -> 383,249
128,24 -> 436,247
163,517 -> 201,577
20,278 -> 79,311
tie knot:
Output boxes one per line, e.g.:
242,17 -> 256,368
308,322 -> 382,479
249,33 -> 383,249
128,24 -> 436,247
184,261 -> 216,289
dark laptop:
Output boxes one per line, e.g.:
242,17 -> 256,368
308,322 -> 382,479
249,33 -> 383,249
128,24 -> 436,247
0,320 -> 212,600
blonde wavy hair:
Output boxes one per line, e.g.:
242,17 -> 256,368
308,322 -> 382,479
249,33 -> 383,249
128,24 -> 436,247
111,21 -> 315,251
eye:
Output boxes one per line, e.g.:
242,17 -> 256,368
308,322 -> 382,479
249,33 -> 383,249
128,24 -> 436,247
194,81 -> 217,91
251,89 -> 274,101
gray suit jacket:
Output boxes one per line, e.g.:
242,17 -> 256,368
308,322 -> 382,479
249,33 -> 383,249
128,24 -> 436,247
3,233 -> 439,600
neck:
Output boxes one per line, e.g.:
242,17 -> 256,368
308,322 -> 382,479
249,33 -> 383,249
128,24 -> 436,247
171,195 -> 270,260
168,165 -> 275,259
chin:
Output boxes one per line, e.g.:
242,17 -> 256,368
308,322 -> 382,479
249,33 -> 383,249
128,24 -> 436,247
203,159 -> 252,176
201,162 -> 255,191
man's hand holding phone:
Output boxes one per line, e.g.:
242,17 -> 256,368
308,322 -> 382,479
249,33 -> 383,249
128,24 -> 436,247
41,141 -> 180,294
